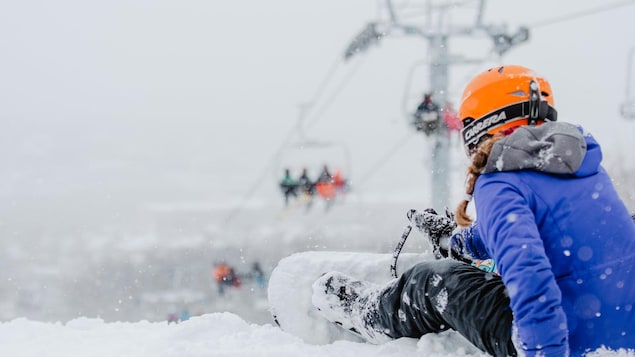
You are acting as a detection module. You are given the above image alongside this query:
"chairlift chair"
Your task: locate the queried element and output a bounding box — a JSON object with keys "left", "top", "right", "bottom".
{"left": 274, "top": 136, "right": 352, "bottom": 205}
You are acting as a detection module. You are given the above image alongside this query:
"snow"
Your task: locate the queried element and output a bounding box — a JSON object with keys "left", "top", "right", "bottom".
{"left": 0, "top": 313, "right": 480, "bottom": 357}
{"left": 1, "top": 251, "right": 632, "bottom": 357}
{"left": 0, "top": 306, "right": 633, "bottom": 357}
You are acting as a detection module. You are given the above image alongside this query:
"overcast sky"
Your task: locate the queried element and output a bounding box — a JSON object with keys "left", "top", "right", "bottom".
{"left": 1, "top": 0, "right": 635, "bottom": 231}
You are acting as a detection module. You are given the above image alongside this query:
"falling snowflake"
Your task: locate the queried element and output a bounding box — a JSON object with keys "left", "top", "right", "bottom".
{"left": 431, "top": 274, "right": 442, "bottom": 287}
{"left": 435, "top": 288, "right": 448, "bottom": 313}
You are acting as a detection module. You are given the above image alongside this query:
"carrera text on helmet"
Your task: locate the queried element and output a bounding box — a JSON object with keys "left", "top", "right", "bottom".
{"left": 463, "top": 111, "right": 507, "bottom": 141}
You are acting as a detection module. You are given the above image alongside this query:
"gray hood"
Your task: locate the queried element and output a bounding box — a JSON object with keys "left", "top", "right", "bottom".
{"left": 483, "top": 121, "right": 587, "bottom": 174}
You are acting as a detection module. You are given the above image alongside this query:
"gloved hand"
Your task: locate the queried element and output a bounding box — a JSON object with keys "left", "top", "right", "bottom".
{"left": 448, "top": 230, "right": 469, "bottom": 261}
{"left": 407, "top": 208, "right": 474, "bottom": 263}
{"left": 407, "top": 208, "right": 456, "bottom": 260}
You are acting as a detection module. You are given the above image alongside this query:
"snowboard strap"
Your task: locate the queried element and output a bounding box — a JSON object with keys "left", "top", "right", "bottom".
{"left": 390, "top": 225, "right": 412, "bottom": 278}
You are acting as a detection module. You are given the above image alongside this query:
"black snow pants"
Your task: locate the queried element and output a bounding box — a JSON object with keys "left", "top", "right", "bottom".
{"left": 373, "top": 259, "right": 517, "bottom": 357}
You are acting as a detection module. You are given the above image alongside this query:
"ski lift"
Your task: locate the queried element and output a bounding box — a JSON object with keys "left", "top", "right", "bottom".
{"left": 275, "top": 137, "right": 352, "bottom": 185}
{"left": 401, "top": 60, "right": 467, "bottom": 136}
{"left": 401, "top": 61, "right": 441, "bottom": 135}
{"left": 621, "top": 46, "right": 635, "bottom": 120}
{"left": 274, "top": 130, "right": 353, "bottom": 209}
{"left": 276, "top": 104, "right": 352, "bottom": 180}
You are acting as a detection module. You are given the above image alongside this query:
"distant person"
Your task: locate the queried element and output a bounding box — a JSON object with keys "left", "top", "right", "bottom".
{"left": 229, "top": 267, "right": 241, "bottom": 289}
{"left": 315, "top": 165, "right": 336, "bottom": 210}
{"left": 316, "top": 165, "right": 332, "bottom": 184}
{"left": 296, "top": 168, "right": 315, "bottom": 209}
{"left": 278, "top": 168, "right": 298, "bottom": 206}
{"left": 442, "top": 101, "right": 462, "bottom": 134}
{"left": 416, "top": 93, "right": 438, "bottom": 112}
{"left": 180, "top": 308, "right": 190, "bottom": 322}
{"left": 167, "top": 312, "right": 179, "bottom": 324}
{"left": 250, "top": 262, "right": 266, "bottom": 289}
{"left": 213, "top": 262, "right": 234, "bottom": 295}
{"left": 332, "top": 169, "right": 349, "bottom": 195}
{"left": 413, "top": 92, "right": 440, "bottom": 135}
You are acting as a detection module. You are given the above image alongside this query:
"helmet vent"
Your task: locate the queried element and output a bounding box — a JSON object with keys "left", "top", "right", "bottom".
{"left": 497, "top": 66, "right": 504, "bottom": 74}
{"left": 541, "top": 91, "right": 550, "bottom": 97}
{"left": 510, "top": 90, "right": 526, "bottom": 97}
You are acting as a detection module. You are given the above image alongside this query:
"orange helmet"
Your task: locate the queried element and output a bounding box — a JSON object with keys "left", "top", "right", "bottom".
{"left": 458, "top": 65, "right": 557, "bottom": 155}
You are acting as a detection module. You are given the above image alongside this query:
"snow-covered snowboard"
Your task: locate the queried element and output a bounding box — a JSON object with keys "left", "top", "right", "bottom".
{"left": 267, "top": 250, "right": 435, "bottom": 345}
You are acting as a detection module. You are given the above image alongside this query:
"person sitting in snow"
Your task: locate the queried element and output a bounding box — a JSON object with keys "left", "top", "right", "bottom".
{"left": 311, "top": 65, "right": 635, "bottom": 357}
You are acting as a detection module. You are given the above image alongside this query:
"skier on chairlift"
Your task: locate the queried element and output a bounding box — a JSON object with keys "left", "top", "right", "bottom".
{"left": 279, "top": 168, "right": 298, "bottom": 206}
{"left": 332, "top": 168, "right": 349, "bottom": 195}
{"left": 316, "top": 165, "right": 336, "bottom": 209}
{"left": 413, "top": 92, "right": 441, "bottom": 135}
{"left": 442, "top": 100, "right": 462, "bottom": 134}
{"left": 297, "top": 167, "right": 315, "bottom": 209}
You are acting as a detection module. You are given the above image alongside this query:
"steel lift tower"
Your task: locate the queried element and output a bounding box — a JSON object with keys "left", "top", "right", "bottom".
{"left": 344, "top": 0, "right": 529, "bottom": 210}
{"left": 621, "top": 46, "right": 635, "bottom": 120}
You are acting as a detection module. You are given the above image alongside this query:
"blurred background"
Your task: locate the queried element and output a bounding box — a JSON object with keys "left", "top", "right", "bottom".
{"left": 1, "top": 0, "right": 634, "bottom": 325}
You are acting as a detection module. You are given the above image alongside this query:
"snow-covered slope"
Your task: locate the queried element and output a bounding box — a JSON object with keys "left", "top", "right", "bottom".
{"left": 0, "top": 306, "right": 633, "bottom": 357}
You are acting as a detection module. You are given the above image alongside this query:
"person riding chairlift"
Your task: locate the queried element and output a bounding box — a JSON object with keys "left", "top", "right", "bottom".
{"left": 279, "top": 168, "right": 298, "bottom": 206}
{"left": 315, "top": 165, "right": 336, "bottom": 201}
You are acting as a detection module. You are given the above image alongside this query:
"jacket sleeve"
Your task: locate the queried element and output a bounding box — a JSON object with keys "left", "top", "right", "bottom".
{"left": 459, "top": 224, "right": 491, "bottom": 260}
{"left": 474, "top": 176, "right": 569, "bottom": 357}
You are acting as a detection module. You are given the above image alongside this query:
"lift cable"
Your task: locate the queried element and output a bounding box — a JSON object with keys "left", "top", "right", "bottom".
{"left": 222, "top": 54, "right": 349, "bottom": 225}
{"left": 305, "top": 56, "right": 367, "bottom": 130}
{"left": 378, "top": 1, "right": 635, "bottom": 30}
{"left": 528, "top": 0, "right": 635, "bottom": 29}
{"left": 301, "top": 54, "right": 344, "bottom": 125}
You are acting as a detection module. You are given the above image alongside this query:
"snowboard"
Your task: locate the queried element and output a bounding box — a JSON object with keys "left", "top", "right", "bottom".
{"left": 267, "top": 250, "right": 435, "bottom": 345}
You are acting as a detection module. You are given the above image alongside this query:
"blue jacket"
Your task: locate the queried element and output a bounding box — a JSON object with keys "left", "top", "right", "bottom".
{"left": 466, "top": 123, "right": 635, "bottom": 356}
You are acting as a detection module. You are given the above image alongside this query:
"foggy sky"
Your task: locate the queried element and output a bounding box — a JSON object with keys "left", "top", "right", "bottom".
{"left": 1, "top": 0, "right": 635, "bottom": 234}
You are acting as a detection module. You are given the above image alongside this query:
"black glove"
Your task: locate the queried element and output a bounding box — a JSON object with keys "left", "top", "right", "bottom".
{"left": 407, "top": 208, "right": 456, "bottom": 260}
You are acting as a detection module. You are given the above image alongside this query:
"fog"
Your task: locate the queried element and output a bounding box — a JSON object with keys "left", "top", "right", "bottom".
{"left": 0, "top": 0, "right": 634, "bottom": 324}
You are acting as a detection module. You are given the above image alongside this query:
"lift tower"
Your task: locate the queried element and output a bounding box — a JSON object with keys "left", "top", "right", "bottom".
{"left": 621, "top": 46, "right": 635, "bottom": 120}
{"left": 344, "top": 0, "right": 529, "bottom": 210}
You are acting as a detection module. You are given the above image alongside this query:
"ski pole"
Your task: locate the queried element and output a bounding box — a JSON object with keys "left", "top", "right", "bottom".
{"left": 390, "top": 225, "right": 412, "bottom": 278}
